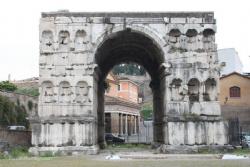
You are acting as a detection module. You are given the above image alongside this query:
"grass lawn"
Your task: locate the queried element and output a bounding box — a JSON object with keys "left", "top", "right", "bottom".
{"left": 0, "top": 156, "right": 250, "bottom": 167}
{"left": 1, "top": 145, "right": 250, "bottom": 167}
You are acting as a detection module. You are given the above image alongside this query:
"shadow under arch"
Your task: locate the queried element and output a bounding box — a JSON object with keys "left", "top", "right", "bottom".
{"left": 94, "top": 29, "right": 167, "bottom": 148}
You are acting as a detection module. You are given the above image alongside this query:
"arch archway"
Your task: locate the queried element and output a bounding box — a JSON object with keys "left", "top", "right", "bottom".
{"left": 94, "top": 29, "right": 166, "bottom": 147}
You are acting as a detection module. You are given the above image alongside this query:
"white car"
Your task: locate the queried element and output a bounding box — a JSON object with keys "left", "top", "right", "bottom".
{"left": 242, "top": 135, "right": 250, "bottom": 148}
{"left": 7, "top": 126, "right": 26, "bottom": 131}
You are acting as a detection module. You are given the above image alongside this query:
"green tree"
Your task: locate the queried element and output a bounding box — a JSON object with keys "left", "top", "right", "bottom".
{"left": 112, "top": 63, "right": 146, "bottom": 75}
{"left": 15, "top": 87, "right": 39, "bottom": 97}
{"left": 0, "top": 95, "right": 29, "bottom": 128}
{"left": 140, "top": 102, "right": 153, "bottom": 120}
{"left": 0, "top": 81, "right": 17, "bottom": 92}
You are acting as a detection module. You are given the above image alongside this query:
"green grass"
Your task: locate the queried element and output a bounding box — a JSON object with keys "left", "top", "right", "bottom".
{"left": 0, "top": 156, "right": 249, "bottom": 167}
{"left": 232, "top": 148, "right": 250, "bottom": 155}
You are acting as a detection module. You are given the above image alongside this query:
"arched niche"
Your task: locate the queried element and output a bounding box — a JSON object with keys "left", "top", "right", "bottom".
{"left": 75, "top": 81, "right": 91, "bottom": 103}
{"left": 59, "top": 31, "right": 70, "bottom": 51}
{"left": 168, "top": 29, "right": 181, "bottom": 43}
{"left": 204, "top": 78, "right": 217, "bottom": 101}
{"left": 41, "top": 30, "right": 53, "bottom": 51}
{"left": 41, "top": 81, "right": 54, "bottom": 103}
{"left": 170, "top": 78, "right": 182, "bottom": 101}
{"left": 188, "top": 78, "right": 200, "bottom": 102}
{"left": 203, "top": 28, "right": 215, "bottom": 43}
{"left": 74, "top": 30, "right": 87, "bottom": 51}
{"left": 59, "top": 81, "right": 72, "bottom": 103}
{"left": 186, "top": 29, "right": 198, "bottom": 43}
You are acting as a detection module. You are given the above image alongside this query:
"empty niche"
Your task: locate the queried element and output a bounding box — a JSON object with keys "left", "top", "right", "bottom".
{"left": 168, "top": 29, "right": 181, "bottom": 43}
{"left": 41, "top": 30, "right": 53, "bottom": 51}
{"left": 188, "top": 78, "right": 200, "bottom": 102}
{"left": 203, "top": 29, "right": 215, "bottom": 43}
{"left": 204, "top": 78, "right": 217, "bottom": 101}
{"left": 170, "top": 78, "right": 182, "bottom": 101}
{"left": 75, "top": 81, "right": 91, "bottom": 103}
{"left": 59, "top": 31, "right": 70, "bottom": 51}
{"left": 41, "top": 81, "right": 54, "bottom": 103}
{"left": 59, "top": 81, "right": 72, "bottom": 103}
{"left": 74, "top": 30, "right": 87, "bottom": 51}
{"left": 186, "top": 29, "right": 198, "bottom": 43}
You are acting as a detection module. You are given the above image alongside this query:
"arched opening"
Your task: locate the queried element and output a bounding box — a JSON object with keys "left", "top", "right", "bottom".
{"left": 188, "top": 78, "right": 200, "bottom": 102}
{"left": 170, "top": 78, "right": 182, "bottom": 101}
{"left": 41, "top": 81, "right": 54, "bottom": 103}
{"left": 204, "top": 78, "right": 217, "bottom": 101}
{"left": 94, "top": 29, "right": 166, "bottom": 148}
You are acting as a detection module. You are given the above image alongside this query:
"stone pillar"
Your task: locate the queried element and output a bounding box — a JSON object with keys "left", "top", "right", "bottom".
{"left": 134, "top": 115, "right": 137, "bottom": 134}
{"left": 125, "top": 114, "right": 128, "bottom": 135}
{"left": 120, "top": 114, "right": 123, "bottom": 135}
{"left": 111, "top": 113, "right": 119, "bottom": 134}
{"left": 199, "top": 82, "right": 204, "bottom": 102}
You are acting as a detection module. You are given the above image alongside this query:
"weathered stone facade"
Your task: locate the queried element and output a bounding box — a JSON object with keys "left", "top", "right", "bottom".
{"left": 30, "top": 11, "right": 229, "bottom": 155}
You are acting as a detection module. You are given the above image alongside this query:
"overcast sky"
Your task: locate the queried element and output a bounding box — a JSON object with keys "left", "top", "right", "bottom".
{"left": 0, "top": 0, "right": 249, "bottom": 81}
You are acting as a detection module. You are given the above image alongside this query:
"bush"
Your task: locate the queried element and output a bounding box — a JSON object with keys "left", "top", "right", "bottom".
{"left": 40, "top": 151, "right": 54, "bottom": 157}
{"left": 0, "top": 81, "right": 17, "bottom": 92}
{"left": 27, "top": 100, "right": 33, "bottom": 111}
{"left": 0, "top": 152, "right": 8, "bottom": 159}
{"left": 15, "top": 87, "right": 39, "bottom": 97}
{"left": 140, "top": 103, "right": 153, "bottom": 120}
{"left": 10, "top": 146, "right": 29, "bottom": 158}
{"left": 0, "top": 95, "right": 29, "bottom": 128}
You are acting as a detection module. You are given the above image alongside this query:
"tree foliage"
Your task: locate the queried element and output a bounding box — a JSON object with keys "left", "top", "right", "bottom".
{"left": 0, "top": 81, "right": 17, "bottom": 92}
{"left": 0, "top": 95, "right": 29, "bottom": 128}
{"left": 140, "top": 102, "right": 153, "bottom": 120}
{"left": 112, "top": 63, "right": 146, "bottom": 76}
{"left": 15, "top": 87, "right": 39, "bottom": 97}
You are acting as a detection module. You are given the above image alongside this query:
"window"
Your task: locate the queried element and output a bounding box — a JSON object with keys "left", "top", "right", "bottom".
{"left": 230, "top": 86, "right": 240, "bottom": 98}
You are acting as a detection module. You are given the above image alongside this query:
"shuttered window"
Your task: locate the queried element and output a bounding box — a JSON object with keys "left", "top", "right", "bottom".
{"left": 229, "top": 86, "right": 240, "bottom": 98}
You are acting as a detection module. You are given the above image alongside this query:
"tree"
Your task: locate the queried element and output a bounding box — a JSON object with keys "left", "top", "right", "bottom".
{"left": 112, "top": 63, "right": 146, "bottom": 75}
{"left": 0, "top": 81, "right": 17, "bottom": 92}
{"left": 15, "top": 87, "right": 39, "bottom": 97}
{"left": 0, "top": 95, "right": 29, "bottom": 128}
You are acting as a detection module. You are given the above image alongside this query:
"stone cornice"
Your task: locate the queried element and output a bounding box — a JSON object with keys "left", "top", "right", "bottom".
{"left": 42, "top": 11, "right": 214, "bottom": 19}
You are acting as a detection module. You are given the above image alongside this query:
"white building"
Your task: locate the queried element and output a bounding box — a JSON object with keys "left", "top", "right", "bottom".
{"left": 218, "top": 48, "right": 243, "bottom": 76}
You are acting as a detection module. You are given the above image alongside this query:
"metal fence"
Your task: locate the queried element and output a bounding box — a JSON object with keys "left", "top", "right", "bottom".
{"left": 228, "top": 117, "right": 241, "bottom": 146}
{"left": 107, "top": 121, "right": 153, "bottom": 144}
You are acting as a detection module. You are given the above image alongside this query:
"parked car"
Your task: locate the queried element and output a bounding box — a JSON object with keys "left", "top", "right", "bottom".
{"left": 7, "top": 126, "right": 26, "bottom": 131}
{"left": 105, "top": 133, "right": 125, "bottom": 144}
{"left": 242, "top": 135, "right": 250, "bottom": 148}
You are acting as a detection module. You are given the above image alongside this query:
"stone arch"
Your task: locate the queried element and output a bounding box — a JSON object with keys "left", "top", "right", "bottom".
{"left": 41, "top": 30, "right": 53, "bottom": 51}
{"left": 41, "top": 81, "right": 54, "bottom": 103}
{"left": 204, "top": 78, "right": 217, "bottom": 101}
{"left": 188, "top": 78, "right": 200, "bottom": 102}
{"left": 59, "top": 81, "right": 72, "bottom": 103}
{"left": 94, "top": 29, "right": 166, "bottom": 147}
{"left": 75, "top": 81, "right": 90, "bottom": 103}
{"left": 74, "top": 30, "right": 87, "bottom": 51}
{"left": 58, "top": 30, "right": 70, "bottom": 51}
{"left": 93, "top": 24, "right": 166, "bottom": 55}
